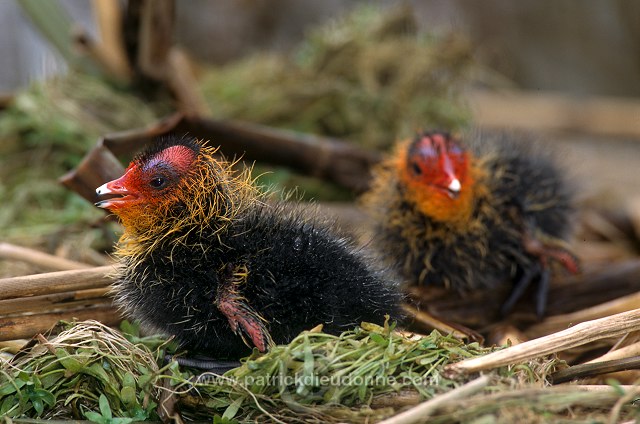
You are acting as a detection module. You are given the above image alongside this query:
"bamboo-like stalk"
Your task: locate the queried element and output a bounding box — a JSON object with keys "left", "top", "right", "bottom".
{"left": 377, "top": 375, "right": 490, "bottom": 424}
{"left": 445, "top": 308, "right": 640, "bottom": 376}
{"left": 0, "top": 287, "right": 111, "bottom": 315}
{"left": 0, "top": 266, "right": 114, "bottom": 300}
{"left": 586, "top": 340, "right": 640, "bottom": 364}
{"left": 0, "top": 304, "right": 121, "bottom": 341}
{"left": 0, "top": 242, "right": 93, "bottom": 271}
{"left": 92, "top": 0, "right": 132, "bottom": 80}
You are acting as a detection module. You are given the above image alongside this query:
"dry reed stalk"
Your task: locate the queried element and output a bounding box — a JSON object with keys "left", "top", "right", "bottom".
{"left": 92, "top": 0, "right": 132, "bottom": 81}
{"left": 527, "top": 291, "right": 640, "bottom": 338}
{"left": 0, "top": 242, "right": 93, "bottom": 271}
{"left": 0, "top": 266, "right": 114, "bottom": 300}
{"left": 377, "top": 375, "right": 490, "bottom": 424}
{"left": 445, "top": 308, "right": 640, "bottom": 376}
{"left": 551, "top": 356, "right": 640, "bottom": 384}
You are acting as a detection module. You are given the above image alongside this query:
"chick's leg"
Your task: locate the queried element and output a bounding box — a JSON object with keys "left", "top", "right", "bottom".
{"left": 215, "top": 263, "right": 274, "bottom": 352}
{"left": 522, "top": 225, "right": 580, "bottom": 317}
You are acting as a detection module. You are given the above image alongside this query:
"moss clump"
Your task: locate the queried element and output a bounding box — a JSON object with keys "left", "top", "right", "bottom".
{"left": 0, "top": 73, "right": 163, "bottom": 252}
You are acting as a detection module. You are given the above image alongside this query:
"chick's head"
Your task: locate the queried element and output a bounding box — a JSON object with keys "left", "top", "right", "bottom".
{"left": 397, "top": 131, "right": 476, "bottom": 224}
{"left": 95, "top": 136, "right": 242, "bottom": 239}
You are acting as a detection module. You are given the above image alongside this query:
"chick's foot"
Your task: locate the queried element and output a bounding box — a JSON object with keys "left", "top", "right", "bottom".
{"left": 502, "top": 227, "right": 580, "bottom": 317}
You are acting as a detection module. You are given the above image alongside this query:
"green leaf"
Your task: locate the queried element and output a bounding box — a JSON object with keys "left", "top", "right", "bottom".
{"left": 0, "top": 395, "right": 18, "bottom": 416}
{"left": 370, "top": 333, "right": 388, "bottom": 347}
{"left": 84, "top": 410, "right": 106, "bottom": 424}
{"left": 222, "top": 396, "right": 243, "bottom": 419}
{"left": 120, "top": 386, "right": 137, "bottom": 406}
{"left": 33, "top": 398, "right": 44, "bottom": 416}
{"left": 84, "top": 362, "right": 112, "bottom": 385}
{"left": 55, "top": 348, "right": 86, "bottom": 373}
{"left": 0, "top": 378, "right": 24, "bottom": 396}
{"left": 98, "top": 394, "right": 113, "bottom": 420}
{"left": 214, "top": 415, "right": 240, "bottom": 424}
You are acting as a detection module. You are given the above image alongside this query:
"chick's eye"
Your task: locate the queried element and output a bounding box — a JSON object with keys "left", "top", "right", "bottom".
{"left": 149, "top": 176, "right": 167, "bottom": 189}
{"left": 411, "top": 161, "right": 422, "bottom": 176}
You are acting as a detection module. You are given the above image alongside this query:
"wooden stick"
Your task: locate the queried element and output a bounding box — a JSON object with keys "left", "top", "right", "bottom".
{"left": 0, "top": 287, "right": 111, "bottom": 315}
{"left": 0, "top": 266, "right": 114, "bottom": 300}
{"left": 0, "top": 242, "right": 93, "bottom": 271}
{"left": 445, "top": 308, "right": 640, "bottom": 376}
{"left": 377, "top": 375, "right": 490, "bottom": 424}
{"left": 550, "top": 356, "right": 640, "bottom": 384}
{"left": 0, "top": 304, "right": 121, "bottom": 341}
{"left": 166, "top": 48, "right": 210, "bottom": 117}
{"left": 179, "top": 116, "right": 382, "bottom": 193}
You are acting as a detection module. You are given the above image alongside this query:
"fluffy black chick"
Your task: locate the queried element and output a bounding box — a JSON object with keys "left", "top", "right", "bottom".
{"left": 362, "top": 131, "right": 579, "bottom": 317}
{"left": 95, "top": 135, "right": 403, "bottom": 359}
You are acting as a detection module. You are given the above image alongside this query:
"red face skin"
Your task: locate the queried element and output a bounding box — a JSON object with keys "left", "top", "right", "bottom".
{"left": 95, "top": 145, "right": 197, "bottom": 218}
{"left": 398, "top": 132, "right": 474, "bottom": 224}
{"left": 406, "top": 132, "right": 469, "bottom": 198}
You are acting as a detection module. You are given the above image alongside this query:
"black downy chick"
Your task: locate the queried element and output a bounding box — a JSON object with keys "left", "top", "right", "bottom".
{"left": 362, "top": 131, "right": 579, "bottom": 317}
{"left": 96, "top": 135, "right": 403, "bottom": 359}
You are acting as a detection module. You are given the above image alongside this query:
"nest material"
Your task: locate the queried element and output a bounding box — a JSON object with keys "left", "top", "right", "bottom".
{"left": 0, "top": 320, "right": 163, "bottom": 420}
{"left": 0, "top": 319, "right": 562, "bottom": 423}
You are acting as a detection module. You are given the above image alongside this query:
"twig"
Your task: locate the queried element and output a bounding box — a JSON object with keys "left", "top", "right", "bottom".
{"left": 0, "top": 242, "right": 93, "bottom": 271}
{"left": 0, "top": 266, "right": 114, "bottom": 300}
{"left": 550, "top": 356, "right": 640, "bottom": 384}
{"left": 403, "top": 304, "right": 483, "bottom": 343}
{"left": 445, "top": 308, "right": 640, "bottom": 376}
{"left": 376, "top": 375, "right": 490, "bottom": 424}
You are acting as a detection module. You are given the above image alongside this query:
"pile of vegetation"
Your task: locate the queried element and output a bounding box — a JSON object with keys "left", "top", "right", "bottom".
{"left": 201, "top": 4, "right": 473, "bottom": 151}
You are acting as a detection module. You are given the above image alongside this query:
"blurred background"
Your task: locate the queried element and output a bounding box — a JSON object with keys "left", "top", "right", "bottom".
{"left": 0, "top": 0, "right": 639, "bottom": 266}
